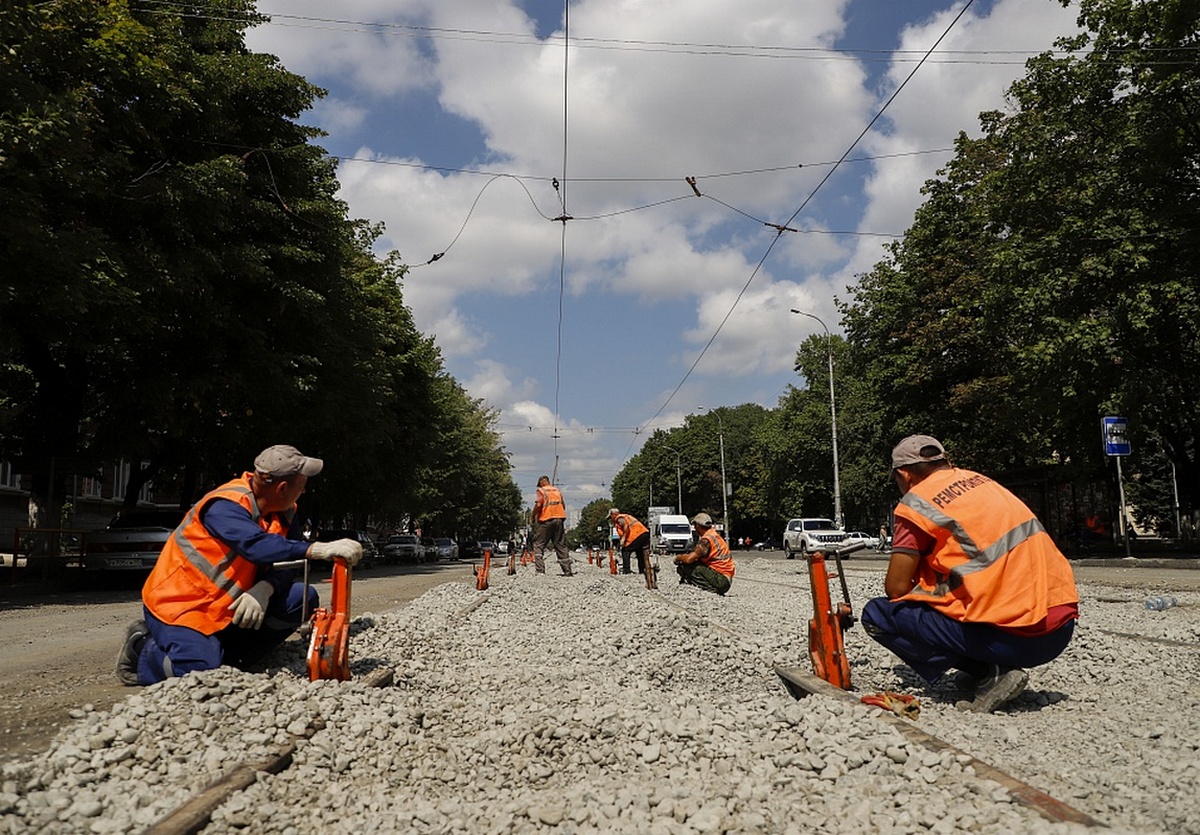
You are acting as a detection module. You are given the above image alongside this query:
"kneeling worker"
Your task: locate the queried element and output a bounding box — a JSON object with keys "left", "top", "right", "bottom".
{"left": 609, "top": 507, "right": 650, "bottom": 575}
{"left": 675, "top": 513, "right": 734, "bottom": 595}
{"left": 861, "top": 435, "right": 1078, "bottom": 712}
{"left": 115, "top": 445, "right": 362, "bottom": 686}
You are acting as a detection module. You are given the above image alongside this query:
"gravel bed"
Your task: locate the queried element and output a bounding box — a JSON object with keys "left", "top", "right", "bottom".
{"left": 1, "top": 557, "right": 1196, "bottom": 834}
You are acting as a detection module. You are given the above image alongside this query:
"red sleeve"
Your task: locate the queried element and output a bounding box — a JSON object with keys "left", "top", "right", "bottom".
{"left": 891, "top": 514, "right": 936, "bottom": 555}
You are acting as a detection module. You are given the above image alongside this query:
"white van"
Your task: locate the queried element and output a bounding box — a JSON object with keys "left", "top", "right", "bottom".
{"left": 650, "top": 513, "right": 693, "bottom": 553}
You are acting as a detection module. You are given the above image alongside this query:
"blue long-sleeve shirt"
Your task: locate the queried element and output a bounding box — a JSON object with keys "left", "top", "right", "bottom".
{"left": 199, "top": 499, "right": 311, "bottom": 584}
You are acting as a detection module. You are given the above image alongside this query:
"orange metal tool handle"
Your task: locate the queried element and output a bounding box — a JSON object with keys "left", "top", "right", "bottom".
{"left": 307, "top": 557, "right": 352, "bottom": 681}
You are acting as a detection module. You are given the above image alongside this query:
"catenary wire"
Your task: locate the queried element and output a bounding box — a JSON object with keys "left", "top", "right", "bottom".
{"left": 609, "top": 0, "right": 980, "bottom": 483}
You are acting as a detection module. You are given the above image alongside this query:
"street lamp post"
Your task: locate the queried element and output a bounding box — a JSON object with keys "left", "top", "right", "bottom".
{"left": 700, "top": 407, "right": 730, "bottom": 543}
{"left": 663, "top": 445, "right": 683, "bottom": 513}
{"left": 789, "top": 309, "right": 842, "bottom": 530}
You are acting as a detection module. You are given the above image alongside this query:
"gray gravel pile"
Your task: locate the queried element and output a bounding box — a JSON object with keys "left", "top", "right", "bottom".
{"left": 1, "top": 557, "right": 1196, "bottom": 834}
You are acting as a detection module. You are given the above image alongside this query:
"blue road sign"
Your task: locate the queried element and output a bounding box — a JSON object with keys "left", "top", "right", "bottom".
{"left": 1102, "top": 416, "right": 1131, "bottom": 456}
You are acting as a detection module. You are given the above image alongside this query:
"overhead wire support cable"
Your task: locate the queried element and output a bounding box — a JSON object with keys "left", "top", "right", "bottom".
{"left": 613, "top": 0, "right": 979, "bottom": 481}
{"left": 552, "top": 0, "right": 571, "bottom": 479}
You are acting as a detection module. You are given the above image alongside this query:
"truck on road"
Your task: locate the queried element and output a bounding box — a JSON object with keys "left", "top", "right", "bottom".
{"left": 648, "top": 507, "right": 693, "bottom": 554}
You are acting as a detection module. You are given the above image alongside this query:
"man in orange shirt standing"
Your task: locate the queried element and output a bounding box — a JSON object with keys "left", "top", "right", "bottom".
{"left": 531, "top": 475, "right": 572, "bottom": 576}
{"left": 861, "top": 435, "right": 1079, "bottom": 713}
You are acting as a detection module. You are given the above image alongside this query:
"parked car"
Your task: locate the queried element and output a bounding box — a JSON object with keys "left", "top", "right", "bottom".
{"left": 782, "top": 517, "right": 847, "bottom": 560}
{"left": 83, "top": 508, "right": 186, "bottom": 571}
{"left": 314, "top": 528, "right": 377, "bottom": 569}
{"left": 841, "top": 531, "right": 880, "bottom": 552}
{"left": 434, "top": 537, "right": 458, "bottom": 560}
{"left": 382, "top": 534, "right": 422, "bottom": 564}
{"left": 459, "top": 540, "right": 483, "bottom": 560}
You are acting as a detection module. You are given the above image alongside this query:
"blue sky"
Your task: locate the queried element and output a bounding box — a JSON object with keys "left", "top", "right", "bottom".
{"left": 245, "top": 0, "right": 1080, "bottom": 511}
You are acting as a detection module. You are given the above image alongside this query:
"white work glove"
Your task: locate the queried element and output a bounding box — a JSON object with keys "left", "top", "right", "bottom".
{"left": 308, "top": 538, "right": 363, "bottom": 566}
{"left": 228, "top": 580, "right": 274, "bottom": 630}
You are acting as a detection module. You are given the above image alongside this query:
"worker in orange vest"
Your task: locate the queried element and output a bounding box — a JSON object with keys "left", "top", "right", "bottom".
{"left": 115, "top": 445, "right": 362, "bottom": 686}
{"left": 862, "top": 435, "right": 1079, "bottom": 713}
{"left": 531, "top": 475, "right": 572, "bottom": 576}
{"left": 608, "top": 507, "right": 650, "bottom": 575}
{"left": 675, "top": 512, "right": 734, "bottom": 595}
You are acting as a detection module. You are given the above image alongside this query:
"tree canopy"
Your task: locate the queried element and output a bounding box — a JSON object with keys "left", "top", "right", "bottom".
{"left": 0, "top": 0, "right": 517, "bottom": 534}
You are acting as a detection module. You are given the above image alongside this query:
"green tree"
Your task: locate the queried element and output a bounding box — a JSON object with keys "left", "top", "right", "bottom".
{"left": 0, "top": 0, "right": 448, "bottom": 526}
{"left": 841, "top": 0, "right": 1200, "bottom": 529}
{"left": 567, "top": 498, "right": 616, "bottom": 550}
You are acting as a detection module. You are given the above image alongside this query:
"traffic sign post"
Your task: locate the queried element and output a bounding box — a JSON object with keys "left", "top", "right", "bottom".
{"left": 1102, "top": 417, "right": 1133, "bottom": 558}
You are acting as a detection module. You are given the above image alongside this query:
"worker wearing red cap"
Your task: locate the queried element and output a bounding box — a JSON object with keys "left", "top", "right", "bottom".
{"left": 862, "top": 435, "right": 1078, "bottom": 713}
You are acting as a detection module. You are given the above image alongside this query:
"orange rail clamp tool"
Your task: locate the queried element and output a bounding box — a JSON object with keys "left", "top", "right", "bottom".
{"left": 307, "top": 557, "right": 352, "bottom": 681}
{"left": 475, "top": 547, "right": 491, "bottom": 591}
{"left": 806, "top": 547, "right": 856, "bottom": 689}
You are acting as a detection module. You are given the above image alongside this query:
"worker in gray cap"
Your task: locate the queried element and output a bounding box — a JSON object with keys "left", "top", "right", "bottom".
{"left": 674, "top": 512, "right": 735, "bottom": 595}
{"left": 116, "top": 445, "right": 362, "bottom": 686}
{"left": 861, "top": 435, "right": 1079, "bottom": 713}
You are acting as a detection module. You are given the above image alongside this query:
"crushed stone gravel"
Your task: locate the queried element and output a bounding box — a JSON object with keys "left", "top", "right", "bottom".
{"left": 2, "top": 556, "right": 1196, "bottom": 834}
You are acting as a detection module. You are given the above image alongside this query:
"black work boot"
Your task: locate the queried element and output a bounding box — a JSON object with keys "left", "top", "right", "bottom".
{"left": 115, "top": 620, "right": 148, "bottom": 686}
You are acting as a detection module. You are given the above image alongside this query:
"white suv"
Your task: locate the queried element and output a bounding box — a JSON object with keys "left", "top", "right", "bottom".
{"left": 782, "top": 518, "right": 847, "bottom": 559}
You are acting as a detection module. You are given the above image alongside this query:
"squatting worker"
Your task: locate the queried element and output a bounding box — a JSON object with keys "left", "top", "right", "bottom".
{"left": 675, "top": 512, "right": 734, "bottom": 595}
{"left": 861, "top": 435, "right": 1078, "bottom": 713}
{"left": 115, "top": 445, "right": 363, "bottom": 686}
{"left": 532, "top": 475, "right": 573, "bottom": 576}
{"left": 608, "top": 507, "right": 651, "bottom": 575}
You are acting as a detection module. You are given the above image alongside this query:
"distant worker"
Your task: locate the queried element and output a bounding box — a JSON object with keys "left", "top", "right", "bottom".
{"left": 674, "top": 512, "right": 734, "bottom": 595}
{"left": 531, "top": 475, "right": 572, "bottom": 576}
{"left": 115, "top": 445, "right": 362, "bottom": 686}
{"left": 608, "top": 507, "right": 650, "bottom": 575}
{"left": 862, "top": 435, "right": 1079, "bottom": 713}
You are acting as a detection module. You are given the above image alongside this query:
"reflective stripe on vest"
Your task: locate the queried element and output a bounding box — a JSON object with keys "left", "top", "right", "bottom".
{"left": 701, "top": 528, "right": 735, "bottom": 578}
{"left": 615, "top": 514, "right": 648, "bottom": 546}
{"left": 895, "top": 467, "right": 1077, "bottom": 626}
{"left": 143, "top": 474, "right": 293, "bottom": 634}
{"left": 538, "top": 485, "right": 566, "bottom": 521}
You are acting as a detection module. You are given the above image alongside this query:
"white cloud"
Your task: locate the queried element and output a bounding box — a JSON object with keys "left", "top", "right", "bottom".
{"left": 244, "top": 1, "right": 1083, "bottom": 495}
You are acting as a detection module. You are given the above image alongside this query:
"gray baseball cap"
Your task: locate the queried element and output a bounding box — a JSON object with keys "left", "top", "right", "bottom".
{"left": 691, "top": 512, "right": 714, "bottom": 527}
{"left": 254, "top": 445, "right": 324, "bottom": 480}
{"left": 891, "top": 435, "right": 947, "bottom": 469}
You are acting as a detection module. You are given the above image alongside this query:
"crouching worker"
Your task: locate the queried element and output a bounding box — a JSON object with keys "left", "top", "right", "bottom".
{"left": 115, "top": 445, "right": 362, "bottom": 686}
{"left": 861, "top": 435, "right": 1078, "bottom": 713}
{"left": 674, "top": 513, "right": 734, "bottom": 595}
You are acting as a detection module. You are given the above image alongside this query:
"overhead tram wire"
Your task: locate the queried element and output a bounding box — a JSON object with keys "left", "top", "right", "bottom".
{"left": 550, "top": 0, "right": 571, "bottom": 485}
{"left": 133, "top": 3, "right": 1200, "bottom": 68}
{"left": 611, "top": 0, "right": 979, "bottom": 482}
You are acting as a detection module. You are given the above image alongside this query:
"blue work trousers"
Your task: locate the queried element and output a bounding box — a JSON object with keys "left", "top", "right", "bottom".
{"left": 860, "top": 597, "right": 1075, "bottom": 683}
{"left": 137, "top": 580, "right": 317, "bottom": 685}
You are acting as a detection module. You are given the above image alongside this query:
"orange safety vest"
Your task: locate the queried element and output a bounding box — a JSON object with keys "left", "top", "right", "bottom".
{"left": 700, "top": 528, "right": 735, "bottom": 578}
{"left": 614, "top": 514, "right": 649, "bottom": 546}
{"left": 894, "top": 467, "right": 1077, "bottom": 628}
{"left": 536, "top": 484, "right": 567, "bottom": 522}
{"left": 143, "top": 474, "right": 295, "bottom": 635}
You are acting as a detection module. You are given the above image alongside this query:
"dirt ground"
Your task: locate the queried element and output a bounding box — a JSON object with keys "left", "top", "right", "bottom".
{"left": 0, "top": 561, "right": 474, "bottom": 765}
{"left": 1, "top": 554, "right": 1196, "bottom": 766}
